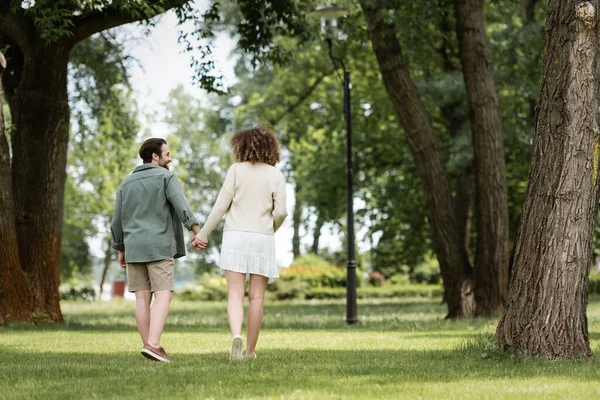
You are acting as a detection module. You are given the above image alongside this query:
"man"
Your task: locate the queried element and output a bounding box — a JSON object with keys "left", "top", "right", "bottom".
{"left": 111, "top": 138, "right": 206, "bottom": 362}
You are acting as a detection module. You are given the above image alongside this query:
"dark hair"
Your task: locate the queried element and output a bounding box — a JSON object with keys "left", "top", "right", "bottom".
{"left": 231, "top": 125, "right": 280, "bottom": 166}
{"left": 139, "top": 138, "right": 167, "bottom": 163}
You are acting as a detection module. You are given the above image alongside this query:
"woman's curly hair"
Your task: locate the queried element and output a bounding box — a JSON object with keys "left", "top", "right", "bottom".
{"left": 231, "top": 125, "right": 280, "bottom": 166}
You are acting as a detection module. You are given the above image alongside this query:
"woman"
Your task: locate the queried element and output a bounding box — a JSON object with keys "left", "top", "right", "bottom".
{"left": 193, "top": 125, "right": 288, "bottom": 360}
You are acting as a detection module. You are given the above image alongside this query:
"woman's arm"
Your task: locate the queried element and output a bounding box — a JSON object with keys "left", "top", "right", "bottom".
{"left": 273, "top": 172, "right": 288, "bottom": 232}
{"left": 196, "top": 164, "right": 236, "bottom": 241}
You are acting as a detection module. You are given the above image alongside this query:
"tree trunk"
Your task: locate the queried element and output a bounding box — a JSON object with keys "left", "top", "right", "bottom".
{"left": 4, "top": 40, "right": 73, "bottom": 323}
{"left": 454, "top": 0, "right": 510, "bottom": 315}
{"left": 360, "top": 1, "right": 475, "bottom": 318}
{"left": 495, "top": 0, "right": 599, "bottom": 358}
{"left": 0, "top": 52, "right": 33, "bottom": 325}
{"left": 99, "top": 238, "right": 112, "bottom": 299}
{"left": 521, "top": 0, "right": 539, "bottom": 23}
{"left": 454, "top": 165, "right": 475, "bottom": 251}
{"left": 312, "top": 212, "right": 324, "bottom": 254}
{"left": 292, "top": 183, "right": 302, "bottom": 258}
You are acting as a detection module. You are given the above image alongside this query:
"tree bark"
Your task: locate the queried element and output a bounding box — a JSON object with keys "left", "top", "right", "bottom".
{"left": 0, "top": 51, "right": 33, "bottom": 325}
{"left": 292, "top": 183, "right": 302, "bottom": 258}
{"left": 360, "top": 1, "right": 475, "bottom": 318}
{"left": 454, "top": 165, "right": 475, "bottom": 251}
{"left": 4, "top": 39, "right": 73, "bottom": 323}
{"left": 312, "top": 212, "right": 324, "bottom": 254}
{"left": 454, "top": 0, "right": 510, "bottom": 315}
{"left": 99, "top": 238, "right": 112, "bottom": 299}
{"left": 495, "top": 0, "right": 599, "bottom": 358}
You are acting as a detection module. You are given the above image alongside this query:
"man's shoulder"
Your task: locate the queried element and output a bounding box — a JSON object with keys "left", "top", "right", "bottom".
{"left": 121, "top": 166, "right": 173, "bottom": 187}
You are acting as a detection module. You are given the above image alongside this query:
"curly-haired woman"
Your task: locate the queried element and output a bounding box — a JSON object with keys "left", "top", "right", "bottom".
{"left": 193, "top": 125, "right": 288, "bottom": 361}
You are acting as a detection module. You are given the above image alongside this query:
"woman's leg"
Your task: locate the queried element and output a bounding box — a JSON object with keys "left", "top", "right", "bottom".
{"left": 246, "top": 274, "right": 268, "bottom": 356}
{"left": 225, "top": 271, "right": 246, "bottom": 337}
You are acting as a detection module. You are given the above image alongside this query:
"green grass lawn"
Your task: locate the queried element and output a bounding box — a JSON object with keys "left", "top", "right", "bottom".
{"left": 2, "top": 297, "right": 600, "bottom": 399}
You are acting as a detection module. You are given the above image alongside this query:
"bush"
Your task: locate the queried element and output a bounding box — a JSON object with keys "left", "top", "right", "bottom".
{"left": 280, "top": 255, "right": 347, "bottom": 288}
{"left": 179, "top": 276, "right": 228, "bottom": 301}
{"left": 305, "top": 284, "right": 443, "bottom": 300}
{"left": 589, "top": 274, "right": 600, "bottom": 295}
{"left": 410, "top": 258, "right": 441, "bottom": 285}
{"left": 59, "top": 277, "right": 96, "bottom": 301}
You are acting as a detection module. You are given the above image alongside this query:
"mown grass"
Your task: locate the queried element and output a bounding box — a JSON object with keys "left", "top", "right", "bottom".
{"left": 1, "top": 297, "right": 600, "bottom": 399}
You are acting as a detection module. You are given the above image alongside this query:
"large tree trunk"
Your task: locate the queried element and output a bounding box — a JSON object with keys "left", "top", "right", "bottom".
{"left": 454, "top": 0, "right": 510, "bottom": 315}
{"left": 0, "top": 52, "right": 33, "bottom": 325}
{"left": 495, "top": 0, "right": 599, "bottom": 358}
{"left": 4, "top": 40, "right": 72, "bottom": 323}
{"left": 360, "top": 1, "right": 475, "bottom": 318}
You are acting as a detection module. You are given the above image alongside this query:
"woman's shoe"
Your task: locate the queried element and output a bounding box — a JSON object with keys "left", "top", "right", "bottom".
{"left": 244, "top": 352, "right": 257, "bottom": 359}
{"left": 230, "top": 335, "right": 244, "bottom": 361}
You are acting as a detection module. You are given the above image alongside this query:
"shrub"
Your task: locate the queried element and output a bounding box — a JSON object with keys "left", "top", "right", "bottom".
{"left": 280, "top": 254, "right": 347, "bottom": 288}
{"left": 59, "top": 277, "right": 96, "bottom": 301}
{"left": 305, "top": 284, "right": 443, "bottom": 300}
{"left": 179, "top": 276, "right": 228, "bottom": 301}
{"left": 589, "top": 274, "right": 600, "bottom": 295}
{"left": 410, "top": 258, "right": 441, "bottom": 285}
{"left": 270, "top": 279, "right": 310, "bottom": 300}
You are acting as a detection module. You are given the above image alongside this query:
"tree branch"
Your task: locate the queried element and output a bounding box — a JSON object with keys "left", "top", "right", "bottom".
{"left": 271, "top": 70, "right": 331, "bottom": 127}
{"left": 72, "top": 0, "right": 191, "bottom": 44}
{"left": 0, "top": 3, "right": 33, "bottom": 56}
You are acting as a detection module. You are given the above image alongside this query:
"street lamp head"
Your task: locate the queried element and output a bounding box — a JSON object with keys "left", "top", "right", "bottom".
{"left": 308, "top": 6, "right": 347, "bottom": 38}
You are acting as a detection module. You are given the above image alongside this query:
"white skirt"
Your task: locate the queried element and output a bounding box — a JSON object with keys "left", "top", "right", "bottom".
{"left": 219, "top": 230, "right": 279, "bottom": 283}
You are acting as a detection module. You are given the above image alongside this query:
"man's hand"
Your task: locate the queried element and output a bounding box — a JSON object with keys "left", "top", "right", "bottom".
{"left": 118, "top": 251, "right": 126, "bottom": 268}
{"left": 190, "top": 236, "right": 208, "bottom": 251}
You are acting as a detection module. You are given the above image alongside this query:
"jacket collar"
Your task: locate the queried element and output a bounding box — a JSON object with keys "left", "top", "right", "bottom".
{"left": 133, "top": 164, "right": 164, "bottom": 173}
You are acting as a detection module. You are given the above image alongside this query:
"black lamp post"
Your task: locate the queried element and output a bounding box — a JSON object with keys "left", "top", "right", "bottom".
{"left": 309, "top": 6, "right": 357, "bottom": 325}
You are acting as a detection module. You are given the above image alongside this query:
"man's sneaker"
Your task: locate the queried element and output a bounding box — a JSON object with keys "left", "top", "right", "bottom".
{"left": 230, "top": 335, "right": 244, "bottom": 361}
{"left": 141, "top": 343, "right": 171, "bottom": 362}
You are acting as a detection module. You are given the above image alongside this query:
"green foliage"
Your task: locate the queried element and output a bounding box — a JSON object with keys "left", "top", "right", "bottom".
{"left": 162, "top": 87, "right": 232, "bottom": 274}
{"left": 59, "top": 276, "right": 96, "bottom": 301}
{"left": 62, "top": 32, "right": 139, "bottom": 279}
{"left": 306, "top": 284, "right": 443, "bottom": 300}
{"left": 282, "top": 255, "right": 347, "bottom": 288}
{"left": 589, "top": 274, "right": 600, "bottom": 296}
{"left": 410, "top": 257, "right": 442, "bottom": 285}
{"left": 179, "top": 276, "right": 229, "bottom": 302}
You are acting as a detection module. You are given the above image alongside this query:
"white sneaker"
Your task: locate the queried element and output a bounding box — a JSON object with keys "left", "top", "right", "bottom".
{"left": 230, "top": 335, "right": 243, "bottom": 361}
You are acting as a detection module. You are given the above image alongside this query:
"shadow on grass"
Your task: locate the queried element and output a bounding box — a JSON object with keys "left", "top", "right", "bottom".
{"left": 3, "top": 299, "right": 457, "bottom": 333}
{"left": 0, "top": 346, "right": 598, "bottom": 399}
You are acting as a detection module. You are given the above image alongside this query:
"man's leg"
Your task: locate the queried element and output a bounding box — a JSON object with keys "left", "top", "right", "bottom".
{"left": 134, "top": 290, "right": 152, "bottom": 345}
{"left": 246, "top": 274, "right": 268, "bottom": 357}
{"left": 145, "top": 258, "right": 175, "bottom": 349}
{"left": 225, "top": 271, "right": 246, "bottom": 337}
{"left": 147, "top": 290, "right": 173, "bottom": 348}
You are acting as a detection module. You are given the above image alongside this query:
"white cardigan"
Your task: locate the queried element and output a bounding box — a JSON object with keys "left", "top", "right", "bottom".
{"left": 196, "top": 162, "right": 288, "bottom": 241}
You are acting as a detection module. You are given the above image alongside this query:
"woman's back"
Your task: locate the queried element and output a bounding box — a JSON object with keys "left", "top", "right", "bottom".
{"left": 224, "top": 162, "right": 287, "bottom": 234}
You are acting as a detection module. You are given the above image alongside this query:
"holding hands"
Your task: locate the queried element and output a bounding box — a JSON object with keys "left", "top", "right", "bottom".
{"left": 191, "top": 234, "right": 208, "bottom": 251}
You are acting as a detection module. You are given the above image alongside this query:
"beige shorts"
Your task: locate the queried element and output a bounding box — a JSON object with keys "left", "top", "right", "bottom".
{"left": 126, "top": 258, "right": 174, "bottom": 292}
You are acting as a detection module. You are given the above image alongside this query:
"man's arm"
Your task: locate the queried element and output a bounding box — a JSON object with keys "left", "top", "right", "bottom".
{"left": 165, "top": 174, "right": 200, "bottom": 231}
{"left": 111, "top": 189, "right": 125, "bottom": 252}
